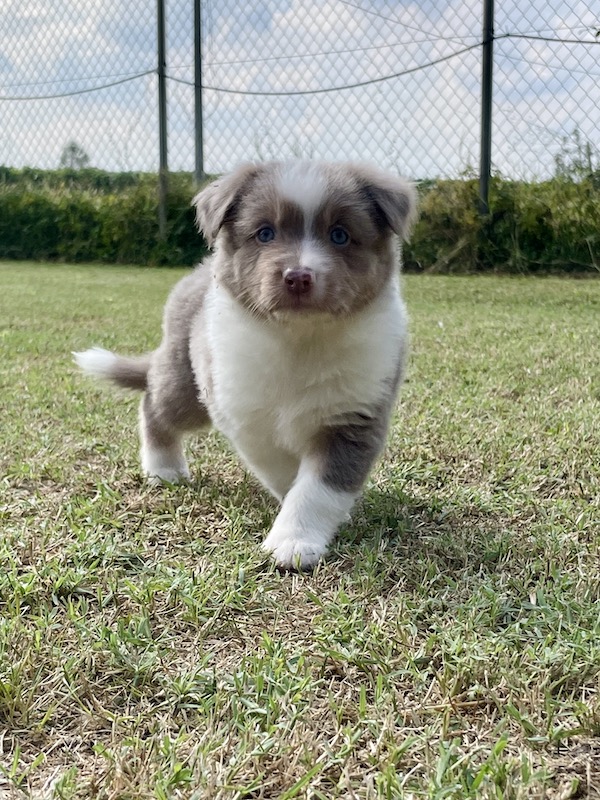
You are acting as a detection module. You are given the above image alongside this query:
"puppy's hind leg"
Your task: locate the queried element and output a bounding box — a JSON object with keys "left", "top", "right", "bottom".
{"left": 140, "top": 392, "right": 191, "bottom": 484}
{"left": 140, "top": 350, "right": 211, "bottom": 485}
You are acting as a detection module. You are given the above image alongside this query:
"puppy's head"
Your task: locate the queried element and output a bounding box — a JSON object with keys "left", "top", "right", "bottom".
{"left": 193, "top": 161, "right": 416, "bottom": 319}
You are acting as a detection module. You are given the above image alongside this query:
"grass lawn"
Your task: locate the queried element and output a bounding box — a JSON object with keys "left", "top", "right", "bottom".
{"left": 0, "top": 262, "right": 599, "bottom": 799}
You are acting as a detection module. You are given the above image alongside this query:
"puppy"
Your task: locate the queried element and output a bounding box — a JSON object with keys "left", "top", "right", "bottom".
{"left": 74, "top": 160, "right": 416, "bottom": 569}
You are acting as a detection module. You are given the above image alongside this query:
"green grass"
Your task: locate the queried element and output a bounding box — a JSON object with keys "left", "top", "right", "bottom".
{"left": 1, "top": 262, "right": 599, "bottom": 799}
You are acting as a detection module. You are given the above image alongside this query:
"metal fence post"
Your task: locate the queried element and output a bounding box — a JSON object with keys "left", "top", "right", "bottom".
{"left": 157, "top": 0, "right": 168, "bottom": 239}
{"left": 194, "top": 0, "right": 205, "bottom": 185}
{"left": 479, "top": 0, "right": 494, "bottom": 215}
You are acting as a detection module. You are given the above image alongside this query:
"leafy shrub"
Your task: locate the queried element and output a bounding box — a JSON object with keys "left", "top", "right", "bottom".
{"left": 405, "top": 174, "right": 599, "bottom": 273}
{"left": 0, "top": 170, "right": 209, "bottom": 266}
{"left": 405, "top": 177, "right": 481, "bottom": 272}
{"left": 0, "top": 165, "right": 149, "bottom": 193}
{"left": 0, "top": 191, "right": 62, "bottom": 259}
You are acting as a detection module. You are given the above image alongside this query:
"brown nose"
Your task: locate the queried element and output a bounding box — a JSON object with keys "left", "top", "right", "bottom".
{"left": 284, "top": 269, "right": 313, "bottom": 295}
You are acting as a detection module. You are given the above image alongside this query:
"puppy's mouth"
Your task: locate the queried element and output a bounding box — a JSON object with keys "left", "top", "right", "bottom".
{"left": 279, "top": 292, "right": 317, "bottom": 311}
{"left": 269, "top": 293, "right": 348, "bottom": 324}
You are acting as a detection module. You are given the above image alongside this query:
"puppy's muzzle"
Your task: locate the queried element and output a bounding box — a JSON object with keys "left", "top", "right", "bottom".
{"left": 284, "top": 268, "right": 313, "bottom": 296}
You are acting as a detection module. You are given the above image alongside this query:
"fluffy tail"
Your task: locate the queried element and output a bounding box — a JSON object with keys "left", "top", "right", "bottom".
{"left": 73, "top": 347, "right": 150, "bottom": 391}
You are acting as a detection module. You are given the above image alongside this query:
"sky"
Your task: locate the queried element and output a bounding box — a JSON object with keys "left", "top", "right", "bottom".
{"left": 0, "top": 0, "right": 598, "bottom": 179}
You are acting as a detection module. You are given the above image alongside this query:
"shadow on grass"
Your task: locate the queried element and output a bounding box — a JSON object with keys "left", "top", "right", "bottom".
{"left": 71, "top": 458, "right": 515, "bottom": 589}
{"left": 333, "top": 483, "right": 514, "bottom": 590}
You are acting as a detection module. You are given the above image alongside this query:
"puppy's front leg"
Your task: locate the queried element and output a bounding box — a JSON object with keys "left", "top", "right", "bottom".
{"left": 262, "top": 414, "right": 388, "bottom": 569}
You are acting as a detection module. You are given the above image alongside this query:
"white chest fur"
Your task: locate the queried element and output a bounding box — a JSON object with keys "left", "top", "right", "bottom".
{"left": 194, "top": 279, "right": 407, "bottom": 461}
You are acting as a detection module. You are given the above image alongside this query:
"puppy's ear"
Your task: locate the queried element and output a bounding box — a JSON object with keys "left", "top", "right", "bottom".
{"left": 353, "top": 164, "right": 418, "bottom": 241}
{"left": 193, "top": 163, "right": 261, "bottom": 247}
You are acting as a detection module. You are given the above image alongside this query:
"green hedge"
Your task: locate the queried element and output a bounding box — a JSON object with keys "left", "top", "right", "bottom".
{"left": 0, "top": 165, "right": 147, "bottom": 192}
{"left": 1, "top": 166, "right": 598, "bottom": 271}
{"left": 0, "top": 169, "right": 208, "bottom": 266}
{"left": 405, "top": 174, "right": 600, "bottom": 273}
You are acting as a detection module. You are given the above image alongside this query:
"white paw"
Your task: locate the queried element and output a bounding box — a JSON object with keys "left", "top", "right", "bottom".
{"left": 262, "top": 529, "right": 328, "bottom": 570}
{"left": 141, "top": 445, "right": 190, "bottom": 486}
{"left": 144, "top": 466, "right": 191, "bottom": 486}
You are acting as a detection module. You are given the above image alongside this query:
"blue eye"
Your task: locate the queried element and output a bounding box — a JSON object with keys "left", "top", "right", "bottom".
{"left": 330, "top": 227, "right": 349, "bottom": 246}
{"left": 256, "top": 226, "right": 275, "bottom": 243}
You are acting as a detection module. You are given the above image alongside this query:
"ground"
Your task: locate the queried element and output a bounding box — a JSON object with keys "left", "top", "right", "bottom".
{"left": 0, "top": 263, "right": 599, "bottom": 799}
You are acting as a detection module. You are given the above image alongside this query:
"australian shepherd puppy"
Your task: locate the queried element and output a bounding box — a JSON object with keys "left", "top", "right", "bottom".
{"left": 74, "top": 160, "right": 416, "bottom": 569}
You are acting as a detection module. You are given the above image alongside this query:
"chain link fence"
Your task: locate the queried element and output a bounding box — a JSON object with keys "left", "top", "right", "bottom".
{"left": 1, "top": 0, "right": 598, "bottom": 180}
